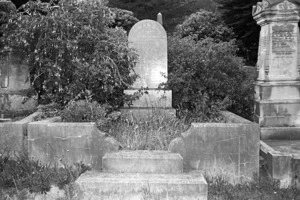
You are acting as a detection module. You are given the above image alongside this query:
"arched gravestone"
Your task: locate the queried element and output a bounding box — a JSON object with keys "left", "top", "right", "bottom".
{"left": 124, "top": 20, "right": 172, "bottom": 108}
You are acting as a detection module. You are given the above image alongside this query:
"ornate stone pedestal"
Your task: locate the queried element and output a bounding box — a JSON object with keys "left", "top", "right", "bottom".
{"left": 253, "top": 0, "right": 300, "bottom": 139}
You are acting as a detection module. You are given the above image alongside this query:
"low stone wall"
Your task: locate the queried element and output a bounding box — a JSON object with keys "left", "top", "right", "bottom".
{"left": 260, "top": 140, "right": 300, "bottom": 188}
{"left": 28, "top": 120, "right": 121, "bottom": 170}
{"left": 0, "top": 112, "right": 39, "bottom": 156}
{"left": 169, "top": 111, "right": 260, "bottom": 184}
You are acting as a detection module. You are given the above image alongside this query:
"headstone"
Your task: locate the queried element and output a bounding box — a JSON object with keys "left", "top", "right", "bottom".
{"left": 253, "top": 0, "right": 300, "bottom": 133}
{"left": 124, "top": 18, "right": 174, "bottom": 115}
{"left": 128, "top": 19, "right": 167, "bottom": 89}
{"left": 0, "top": 54, "right": 37, "bottom": 118}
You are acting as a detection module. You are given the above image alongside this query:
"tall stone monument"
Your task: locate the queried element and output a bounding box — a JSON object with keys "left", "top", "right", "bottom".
{"left": 253, "top": 0, "right": 300, "bottom": 139}
{"left": 123, "top": 18, "right": 174, "bottom": 117}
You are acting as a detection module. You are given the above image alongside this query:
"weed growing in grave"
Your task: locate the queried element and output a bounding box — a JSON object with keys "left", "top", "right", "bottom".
{"left": 0, "top": 151, "right": 90, "bottom": 194}
{"left": 207, "top": 174, "right": 300, "bottom": 200}
{"left": 106, "top": 111, "right": 190, "bottom": 150}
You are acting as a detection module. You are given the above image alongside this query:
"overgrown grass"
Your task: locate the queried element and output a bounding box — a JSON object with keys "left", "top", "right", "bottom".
{"left": 0, "top": 151, "right": 90, "bottom": 196}
{"left": 207, "top": 175, "right": 300, "bottom": 200}
{"left": 104, "top": 111, "right": 190, "bottom": 150}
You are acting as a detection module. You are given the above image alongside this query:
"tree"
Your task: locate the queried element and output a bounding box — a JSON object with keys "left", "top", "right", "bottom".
{"left": 108, "top": 0, "right": 216, "bottom": 32}
{"left": 1, "top": 0, "right": 138, "bottom": 107}
{"left": 214, "top": 0, "right": 260, "bottom": 65}
{"left": 167, "top": 10, "right": 255, "bottom": 120}
{"left": 175, "top": 9, "right": 235, "bottom": 43}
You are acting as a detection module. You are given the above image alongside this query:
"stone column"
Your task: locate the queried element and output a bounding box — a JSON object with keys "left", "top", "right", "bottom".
{"left": 253, "top": 0, "right": 300, "bottom": 138}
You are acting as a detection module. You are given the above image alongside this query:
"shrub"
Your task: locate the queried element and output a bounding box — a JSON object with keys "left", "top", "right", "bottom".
{"left": 1, "top": 0, "right": 138, "bottom": 107}
{"left": 167, "top": 36, "right": 255, "bottom": 120}
{"left": 175, "top": 9, "right": 235, "bottom": 43}
{"left": 109, "top": 7, "right": 139, "bottom": 32}
{"left": 61, "top": 100, "right": 107, "bottom": 122}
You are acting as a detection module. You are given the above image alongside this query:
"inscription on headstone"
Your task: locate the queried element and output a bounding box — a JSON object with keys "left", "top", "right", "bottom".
{"left": 128, "top": 20, "right": 167, "bottom": 89}
{"left": 270, "top": 24, "right": 298, "bottom": 79}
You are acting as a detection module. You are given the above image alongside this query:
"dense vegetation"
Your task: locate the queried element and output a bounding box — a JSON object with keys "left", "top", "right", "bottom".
{"left": 167, "top": 10, "right": 255, "bottom": 120}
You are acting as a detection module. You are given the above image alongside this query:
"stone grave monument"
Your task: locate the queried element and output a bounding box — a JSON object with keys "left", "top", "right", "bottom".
{"left": 253, "top": 0, "right": 300, "bottom": 139}
{"left": 123, "top": 15, "right": 175, "bottom": 117}
{"left": 253, "top": 0, "right": 300, "bottom": 188}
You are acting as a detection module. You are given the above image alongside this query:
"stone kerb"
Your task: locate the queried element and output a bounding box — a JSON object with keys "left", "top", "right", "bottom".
{"left": 169, "top": 111, "right": 260, "bottom": 184}
{"left": 28, "top": 120, "right": 121, "bottom": 170}
{"left": 260, "top": 140, "right": 300, "bottom": 188}
{"left": 0, "top": 111, "right": 39, "bottom": 157}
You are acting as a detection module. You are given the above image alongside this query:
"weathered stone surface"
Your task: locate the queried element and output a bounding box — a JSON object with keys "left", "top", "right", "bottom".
{"left": 73, "top": 170, "right": 207, "bottom": 200}
{"left": 102, "top": 150, "right": 183, "bottom": 174}
{"left": 260, "top": 140, "right": 300, "bottom": 188}
{"left": 169, "top": 111, "right": 260, "bottom": 184}
{"left": 124, "top": 89, "right": 172, "bottom": 108}
{"left": 128, "top": 20, "right": 167, "bottom": 89}
{"left": 28, "top": 122, "right": 120, "bottom": 170}
{"left": 254, "top": 99, "right": 300, "bottom": 127}
{"left": 253, "top": 0, "right": 300, "bottom": 129}
{"left": 0, "top": 112, "right": 39, "bottom": 156}
{"left": 261, "top": 127, "right": 300, "bottom": 140}
{"left": 0, "top": 54, "right": 37, "bottom": 116}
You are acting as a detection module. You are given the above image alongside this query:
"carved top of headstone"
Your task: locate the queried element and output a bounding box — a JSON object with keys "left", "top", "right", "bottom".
{"left": 253, "top": 0, "right": 300, "bottom": 16}
{"left": 128, "top": 20, "right": 167, "bottom": 89}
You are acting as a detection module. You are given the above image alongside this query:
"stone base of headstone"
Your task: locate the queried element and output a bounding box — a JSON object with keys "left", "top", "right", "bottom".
{"left": 261, "top": 127, "right": 300, "bottom": 140}
{"left": 124, "top": 89, "right": 172, "bottom": 108}
{"left": 254, "top": 81, "right": 300, "bottom": 127}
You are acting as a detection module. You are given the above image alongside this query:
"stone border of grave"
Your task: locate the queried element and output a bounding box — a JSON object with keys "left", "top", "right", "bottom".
{"left": 27, "top": 117, "right": 121, "bottom": 170}
{"left": 260, "top": 140, "right": 300, "bottom": 188}
{"left": 169, "top": 111, "right": 260, "bottom": 184}
{"left": 0, "top": 111, "right": 40, "bottom": 157}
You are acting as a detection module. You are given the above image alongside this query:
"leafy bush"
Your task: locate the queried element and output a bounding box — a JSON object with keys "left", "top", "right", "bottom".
{"left": 61, "top": 100, "right": 107, "bottom": 122}
{"left": 1, "top": 0, "right": 137, "bottom": 107}
{"left": 109, "top": 7, "right": 139, "bottom": 32}
{"left": 175, "top": 9, "right": 235, "bottom": 43}
{"left": 167, "top": 36, "right": 255, "bottom": 120}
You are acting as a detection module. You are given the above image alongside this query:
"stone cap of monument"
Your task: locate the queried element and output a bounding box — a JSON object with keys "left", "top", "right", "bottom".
{"left": 253, "top": 0, "right": 300, "bottom": 16}
{"left": 253, "top": 0, "right": 300, "bottom": 24}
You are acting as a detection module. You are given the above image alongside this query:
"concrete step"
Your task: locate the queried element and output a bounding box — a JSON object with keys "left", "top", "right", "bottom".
{"left": 74, "top": 170, "right": 208, "bottom": 200}
{"left": 102, "top": 150, "right": 183, "bottom": 174}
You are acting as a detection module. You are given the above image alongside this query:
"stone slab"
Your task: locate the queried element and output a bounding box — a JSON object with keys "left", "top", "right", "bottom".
{"left": 124, "top": 90, "right": 172, "bottom": 108}
{"left": 73, "top": 171, "right": 207, "bottom": 200}
{"left": 254, "top": 99, "right": 300, "bottom": 127}
{"left": 28, "top": 122, "right": 120, "bottom": 170}
{"left": 102, "top": 150, "right": 183, "bottom": 174}
{"left": 169, "top": 111, "right": 260, "bottom": 184}
{"left": 255, "top": 81, "right": 300, "bottom": 101}
{"left": 260, "top": 140, "right": 300, "bottom": 188}
{"left": 261, "top": 127, "right": 300, "bottom": 140}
